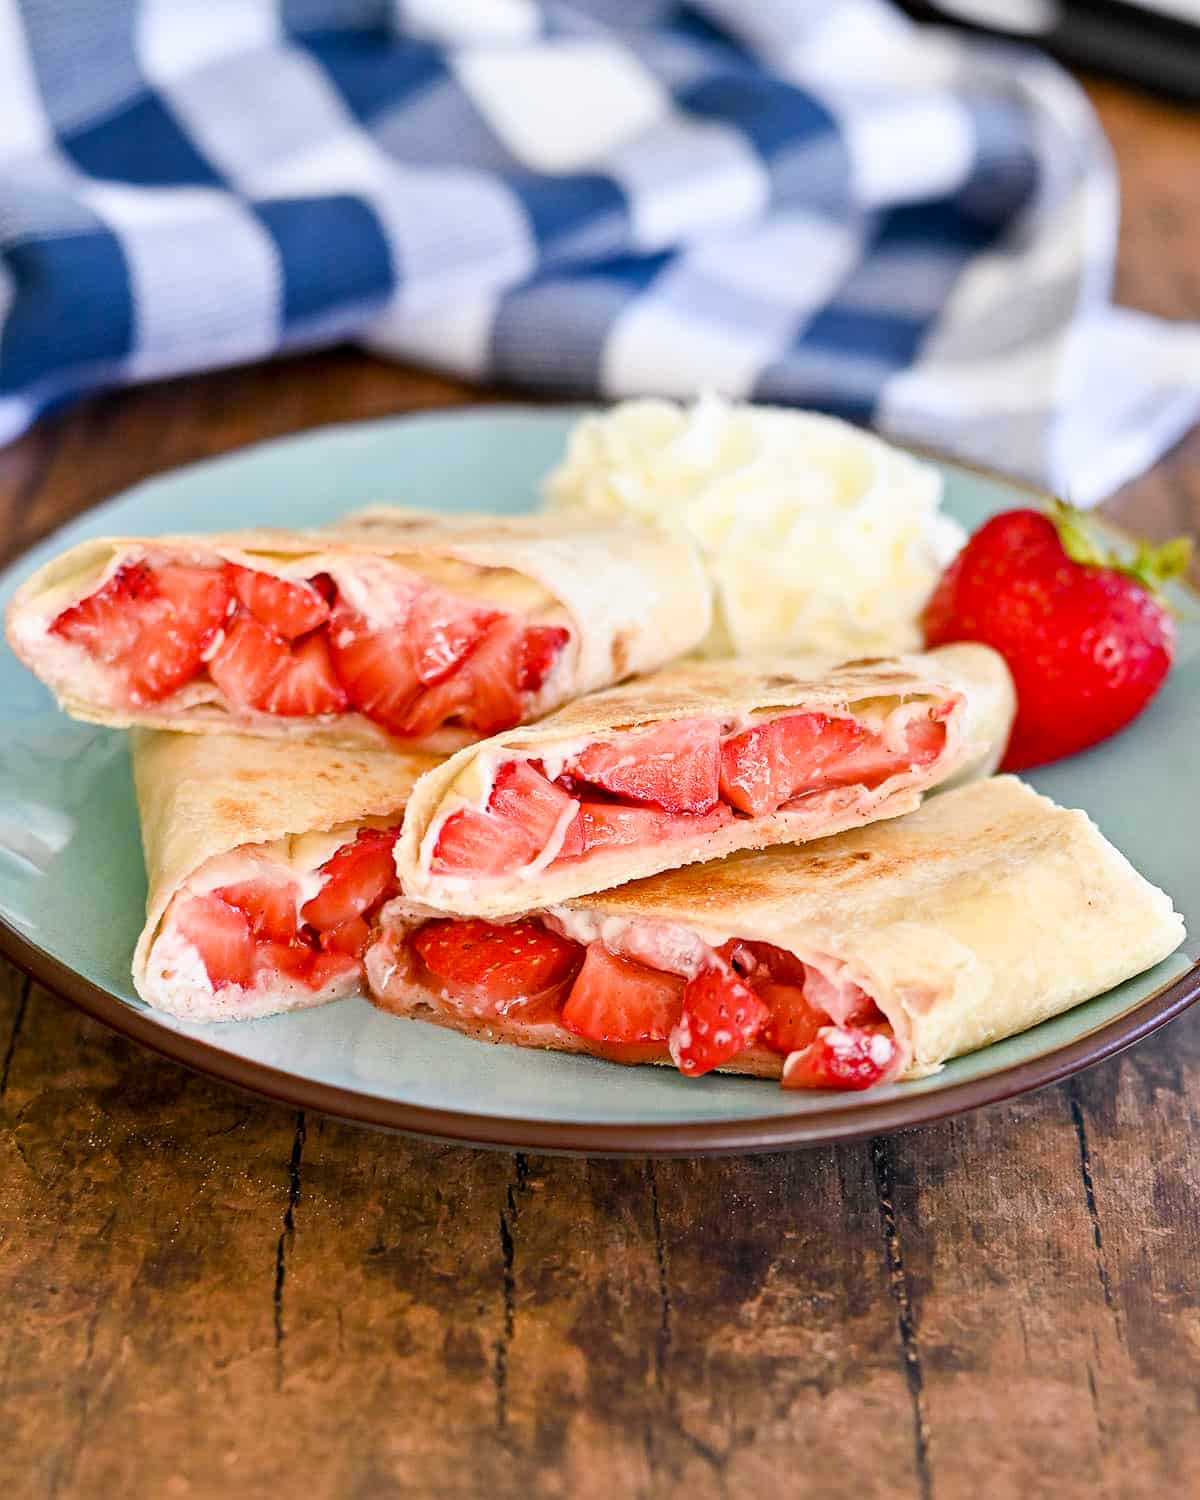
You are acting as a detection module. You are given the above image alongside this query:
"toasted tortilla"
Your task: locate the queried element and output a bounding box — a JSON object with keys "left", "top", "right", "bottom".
{"left": 7, "top": 507, "right": 711, "bottom": 751}
{"left": 373, "top": 776, "right": 1186, "bottom": 1081}
{"left": 132, "top": 729, "right": 441, "bottom": 1021}
{"left": 395, "top": 642, "right": 1016, "bottom": 917}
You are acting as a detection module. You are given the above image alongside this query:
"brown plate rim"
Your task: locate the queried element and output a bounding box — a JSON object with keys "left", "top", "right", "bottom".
{"left": 1, "top": 407, "right": 1196, "bottom": 1154}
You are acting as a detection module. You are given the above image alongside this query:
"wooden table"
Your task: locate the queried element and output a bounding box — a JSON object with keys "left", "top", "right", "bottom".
{"left": 2, "top": 77, "right": 1198, "bottom": 1500}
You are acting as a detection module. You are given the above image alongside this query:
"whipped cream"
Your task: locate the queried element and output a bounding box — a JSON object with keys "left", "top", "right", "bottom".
{"left": 543, "top": 394, "right": 964, "bottom": 658}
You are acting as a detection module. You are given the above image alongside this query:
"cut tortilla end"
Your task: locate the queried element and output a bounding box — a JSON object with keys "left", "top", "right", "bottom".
{"left": 46, "top": 551, "right": 570, "bottom": 739}
{"left": 147, "top": 823, "right": 404, "bottom": 1010}
{"left": 367, "top": 914, "right": 906, "bottom": 1092}
{"left": 426, "top": 702, "right": 952, "bottom": 882}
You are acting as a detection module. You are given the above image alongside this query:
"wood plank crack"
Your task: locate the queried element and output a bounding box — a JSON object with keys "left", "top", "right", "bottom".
{"left": 641, "top": 1161, "right": 728, "bottom": 1486}
{"left": 871, "top": 1136, "right": 934, "bottom": 1500}
{"left": 1066, "top": 1080, "right": 1119, "bottom": 1322}
{"left": 0, "top": 973, "right": 30, "bottom": 1099}
{"left": 273, "top": 1110, "right": 306, "bottom": 1388}
{"left": 494, "top": 1151, "right": 528, "bottom": 1435}
{"left": 646, "top": 1159, "right": 672, "bottom": 1389}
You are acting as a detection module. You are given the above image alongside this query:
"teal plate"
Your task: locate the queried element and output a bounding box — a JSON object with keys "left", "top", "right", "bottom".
{"left": 1, "top": 409, "right": 1196, "bottom": 1154}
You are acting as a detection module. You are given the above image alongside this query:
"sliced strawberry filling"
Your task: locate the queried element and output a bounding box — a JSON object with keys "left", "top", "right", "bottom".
{"left": 208, "top": 614, "right": 347, "bottom": 717}
{"left": 428, "top": 705, "right": 950, "bottom": 879}
{"left": 48, "top": 556, "right": 570, "bottom": 737}
{"left": 717, "top": 708, "right": 947, "bottom": 816}
{"left": 381, "top": 916, "right": 902, "bottom": 1091}
{"left": 413, "top": 916, "right": 583, "bottom": 1020}
{"left": 565, "top": 719, "right": 722, "bottom": 814}
{"left": 561, "top": 944, "right": 684, "bottom": 1042}
{"left": 229, "top": 566, "right": 330, "bottom": 639}
{"left": 51, "top": 561, "right": 234, "bottom": 705}
{"left": 164, "top": 826, "right": 402, "bottom": 998}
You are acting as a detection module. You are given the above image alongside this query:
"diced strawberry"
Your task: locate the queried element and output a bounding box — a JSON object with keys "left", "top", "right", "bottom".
{"left": 301, "top": 827, "right": 399, "bottom": 932}
{"left": 398, "top": 618, "right": 569, "bottom": 738}
{"left": 174, "top": 892, "right": 254, "bottom": 990}
{"left": 401, "top": 619, "right": 559, "bottom": 738}
{"left": 489, "top": 759, "right": 576, "bottom": 837}
{"left": 325, "top": 585, "right": 499, "bottom": 735}
{"left": 251, "top": 938, "right": 357, "bottom": 993}
{"left": 758, "top": 981, "right": 825, "bottom": 1055}
{"left": 412, "top": 918, "right": 583, "bottom": 1007}
{"left": 256, "top": 632, "right": 348, "bottom": 717}
{"left": 670, "top": 965, "right": 768, "bottom": 1077}
{"left": 427, "top": 762, "right": 577, "bottom": 877}
{"left": 518, "top": 625, "right": 570, "bottom": 692}
{"left": 127, "top": 564, "right": 233, "bottom": 703}
{"left": 567, "top": 719, "right": 721, "bottom": 814}
{"left": 572, "top": 803, "right": 666, "bottom": 854}
{"left": 327, "top": 602, "right": 423, "bottom": 734}
{"left": 209, "top": 612, "right": 347, "bottom": 717}
{"left": 428, "top": 807, "right": 541, "bottom": 876}
{"left": 257, "top": 940, "right": 319, "bottom": 983}
{"left": 802, "top": 969, "right": 883, "bottom": 1027}
{"left": 318, "top": 914, "right": 373, "bottom": 959}
{"left": 426, "top": 762, "right": 576, "bottom": 876}
{"left": 432, "top": 763, "right": 734, "bottom": 877}
{"left": 214, "top": 877, "right": 301, "bottom": 943}
{"left": 207, "top": 613, "right": 292, "bottom": 709}
{"left": 718, "top": 712, "right": 868, "bottom": 816}
{"left": 561, "top": 943, "right": 684, "bottom": 1043}
{"left": 154, "top": 565, "right": 234, "bottom": 637}
{"left": 229, "top": 566, "right": 330, "bottom": 639}
{"left": 717, "top": 938, "right": 808, "bottom": 988}
{"left": 53, "top": 561, "right": 233, "bottom": 705}
{"left": 827, "top": 709, "right": 947, "bottom": 788}
{"left": 555, "top": 812, "right": 585, "bottom": 861}
{"left": 562, "top": 800, "right": 732, "bottom": 858}
{"left": 781, "top": 1026, "right": 899, "bottom": 1091}
{"left": 307, "top": 950, "right": 361, "bottom": 991}
{"left": 407, "top": 589, "right": 499, "bottom": 686}
{"left": 398, "top": 672, "right": 474, "bottom": 737}
{"left": 456, "top": 617, "right": 526, "bottom": 734}
{"left": 310, "top": 572, "right": 337, "bottom": 604}
{"left": 51, "top": 562, "right": 159, "bottom": 662}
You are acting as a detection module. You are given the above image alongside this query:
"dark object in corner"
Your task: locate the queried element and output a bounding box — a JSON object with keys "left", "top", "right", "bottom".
{"left": 898, "top": 0, "right": 1200, "bottom": 103}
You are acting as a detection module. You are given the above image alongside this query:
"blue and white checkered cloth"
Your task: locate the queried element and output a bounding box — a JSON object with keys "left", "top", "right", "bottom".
{"left": 2, "top": 0, "right": 1198, "bottom": 501}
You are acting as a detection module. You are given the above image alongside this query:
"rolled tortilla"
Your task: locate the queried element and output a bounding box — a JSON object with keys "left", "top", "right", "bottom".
{"left": 132, "top": 729, "right": 441, "bottom": 1022}
{"left": 369, "top": 777, "right": 1186, "bottom": 1085}
{"left": 395, "top": 643, "right": 1016, "bottom": 917}
{"left": 7, "top": 507, "right": 711, "bottom": 752}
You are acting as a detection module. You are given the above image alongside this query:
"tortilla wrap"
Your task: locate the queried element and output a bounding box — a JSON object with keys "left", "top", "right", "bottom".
{"left": 371, "top": 776, "right": 1185, "bottom": 1082}
{"left": 7, "top": 507, "right": 711, "bottom": 752}
{"left": 132, "top": 729, "right": 440, "bottom": 1021}
{"left": 395, "top": 643, "right": 1015, "bottom": 917}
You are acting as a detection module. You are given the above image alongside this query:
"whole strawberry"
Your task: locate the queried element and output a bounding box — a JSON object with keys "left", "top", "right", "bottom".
{"left": 922, "top": 502, "right": 1191, "bottom": 771}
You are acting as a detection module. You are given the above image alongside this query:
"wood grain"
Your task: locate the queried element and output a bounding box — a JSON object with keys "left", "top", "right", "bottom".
{"left": 1, "top": 77, "right": 1199, "bottom": 1500}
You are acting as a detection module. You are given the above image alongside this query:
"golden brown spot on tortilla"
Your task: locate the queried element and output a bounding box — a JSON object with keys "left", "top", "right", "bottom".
{"left": 840, "top": 657, "right": 889, "bottom": 670}
{"left": 801, "top": 850, "right": 892, "bottom": 879}
{"left": 215, "top": 797, "right": 255, "bottom": 824}
{"left": 762, "top": 674, "right": 800, "bottom": 689}
{"left": 611, "top": 629, "right": 634, "bottom": 678}
{"left": 232, "top": 768, "right": 270, "bottom": 783}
